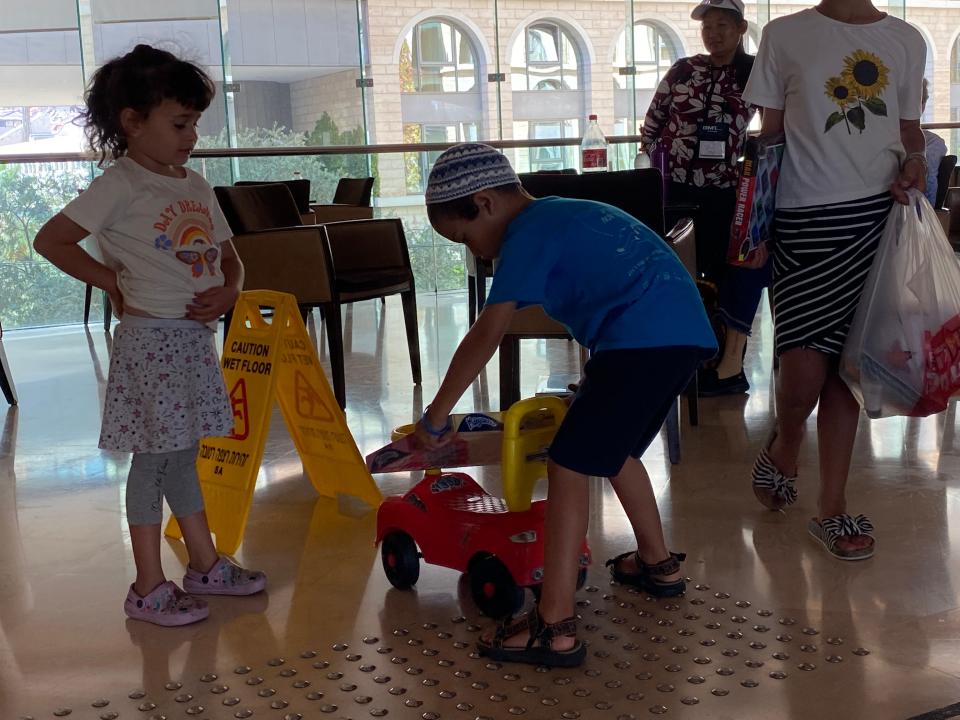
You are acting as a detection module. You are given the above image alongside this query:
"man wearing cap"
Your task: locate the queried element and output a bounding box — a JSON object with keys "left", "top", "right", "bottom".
{"left": 414, "top": 142, "right": 717, "bottom": 667}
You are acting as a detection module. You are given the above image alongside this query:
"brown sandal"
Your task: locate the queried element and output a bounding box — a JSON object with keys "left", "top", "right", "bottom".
{"left": 606, "top": 551, "right": 686, "bottom": 597}
{"left": 477, "top": 606, "right": 586, "bottom": 668}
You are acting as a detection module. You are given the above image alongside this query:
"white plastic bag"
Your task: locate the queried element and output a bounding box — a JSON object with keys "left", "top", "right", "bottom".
{"left": 840, "top": 190, "right": 960, "bottom": 418}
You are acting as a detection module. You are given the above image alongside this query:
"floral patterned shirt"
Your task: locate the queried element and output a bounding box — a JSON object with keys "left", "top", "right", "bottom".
{"left": 641, "top": 55, "right": 757, "bottom": 189}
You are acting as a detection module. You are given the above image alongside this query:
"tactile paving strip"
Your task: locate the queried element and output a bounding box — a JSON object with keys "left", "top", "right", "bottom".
{"left": 18, "top": 576, "right": 870, "bottom": 719}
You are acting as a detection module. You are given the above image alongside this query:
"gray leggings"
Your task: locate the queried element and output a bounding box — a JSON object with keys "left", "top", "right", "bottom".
{"left": 126, "top": 445, "right": 205, "bottom": 526}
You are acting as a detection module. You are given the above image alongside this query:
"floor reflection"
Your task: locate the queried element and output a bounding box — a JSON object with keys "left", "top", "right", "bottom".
{"left": 0, "top": 292, "right": 958, "bottom": 719}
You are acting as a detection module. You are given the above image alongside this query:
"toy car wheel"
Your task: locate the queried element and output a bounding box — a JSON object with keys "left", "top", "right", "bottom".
{"left": 469, "top": 554, "right": 524, "bottom": 619}
{"left": 381, "top": 531, "right": 420, "bottom": 589}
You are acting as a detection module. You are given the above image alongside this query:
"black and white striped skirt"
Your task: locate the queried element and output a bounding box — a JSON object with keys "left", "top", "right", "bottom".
{"left": 772, "top": 192, "right": 893, "bottom": 357}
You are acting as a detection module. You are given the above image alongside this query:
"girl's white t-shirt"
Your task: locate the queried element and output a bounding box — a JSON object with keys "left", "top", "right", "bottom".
{"left": 63, "top": 157, "right": 233, "bottom": 319}
{"left": 743, "top": 8, "right": 926, "bottom": 208}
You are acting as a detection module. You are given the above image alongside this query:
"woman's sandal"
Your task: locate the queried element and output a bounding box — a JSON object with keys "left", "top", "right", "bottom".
{"left": 808, "top": 514, "right": 875, "bottom": 561}
{"left": 605, "top": 551, "right": 687, "bottom": 597}
{"left": 476, "top": 606, "right": 586, "bottom": 668}
{"left": 752, "top": 431, "right": 798, "bottom": 511}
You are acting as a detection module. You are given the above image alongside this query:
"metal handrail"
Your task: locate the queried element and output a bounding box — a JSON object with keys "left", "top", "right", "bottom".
{"left": 2, "top": 123, "right": 957, "bottom": 165}
{"left": 0, "top": 135, "right": 647, "bottom": 165}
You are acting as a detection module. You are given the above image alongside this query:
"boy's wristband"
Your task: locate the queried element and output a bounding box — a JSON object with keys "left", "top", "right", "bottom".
{"left": 421, "top": 407, "right": 452, "bottom": 437}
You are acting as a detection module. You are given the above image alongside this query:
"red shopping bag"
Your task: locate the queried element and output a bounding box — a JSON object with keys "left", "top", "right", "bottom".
{"left": 917, "top": 313, "right": 960, "bottom": 415}
{"left": 841, "top": 191, "right": 960, "bottom": 418}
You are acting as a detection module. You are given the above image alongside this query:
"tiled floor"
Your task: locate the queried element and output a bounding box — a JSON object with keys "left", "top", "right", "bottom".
{"left": 1, "top": 292, "right": 959, "bottom": 720}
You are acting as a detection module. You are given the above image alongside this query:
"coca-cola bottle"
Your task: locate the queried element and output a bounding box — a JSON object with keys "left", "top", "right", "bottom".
{"left": 581, "top": 115, "right": 608, "bottom": 173}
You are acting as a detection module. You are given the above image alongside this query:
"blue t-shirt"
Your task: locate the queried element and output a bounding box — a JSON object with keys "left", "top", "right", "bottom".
{"left": 485, "top": 197, "right": 718, "bottom": 353}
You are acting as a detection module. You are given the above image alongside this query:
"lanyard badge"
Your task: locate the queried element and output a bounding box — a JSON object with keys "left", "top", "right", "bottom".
{"left": 694, "top": 71, "right": 729, "bottom": 162}
{"left": 697, "top": 122, "right": 729, "bottom": 159}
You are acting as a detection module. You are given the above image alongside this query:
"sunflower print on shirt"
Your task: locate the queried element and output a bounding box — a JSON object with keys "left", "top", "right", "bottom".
{"left": 823, "top": 50, "right": 890, "bottom": 134}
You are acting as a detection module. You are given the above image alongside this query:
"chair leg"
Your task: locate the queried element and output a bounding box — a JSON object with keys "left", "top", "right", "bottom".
{"left": 400, "top": 290, "right": 422, "bottom": 385}
{"left": 83, "top": 284, "right": 93, "bottom": 325}
{"left": 665, "top": 396, "right": 681, "bottom": 465}
{"left": 686, "top": 375, "right": 699, "bottom": 426}
{"left": 498, "top": 336, "right": 520, "bottom": 411}
{"left": 0, "top": 343, "right": 16, "bottom": 405}
{"left": 102, "top": 291, "right": 112, "bottom": 331}
{"left": 468, "top": 275, "right": 477, "bottom": 326}
{"left": 323, "top": 302, "right": 346, "bottom": 410}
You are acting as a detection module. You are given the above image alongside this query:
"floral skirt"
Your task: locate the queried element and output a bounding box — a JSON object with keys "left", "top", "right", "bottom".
{"left": 100, "top": 316, "right": 232, "bottom": 454}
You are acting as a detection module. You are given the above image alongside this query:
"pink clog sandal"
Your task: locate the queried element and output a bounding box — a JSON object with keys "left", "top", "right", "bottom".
{"left": 124, "top": 581, "right": 209, "bottom": 627}
{"left": 183, "top": 556, "right": 266, "bottom": 596}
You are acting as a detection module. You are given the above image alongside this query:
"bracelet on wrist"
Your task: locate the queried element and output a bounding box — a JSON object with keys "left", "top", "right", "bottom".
{"left": 421, "top": 406, "right": 452, "bottom": 437}
{"left": 903, "top": 151, "right": 927, "bottom": 169}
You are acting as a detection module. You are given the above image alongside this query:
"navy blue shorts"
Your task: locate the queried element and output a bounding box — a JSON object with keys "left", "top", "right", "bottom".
{"left": 548, "top": 347, "right": 706, "bottom": 478}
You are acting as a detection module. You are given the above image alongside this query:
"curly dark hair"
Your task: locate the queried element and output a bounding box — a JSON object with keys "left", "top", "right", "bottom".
{"left": 81, "top": 44, "right": 216, "bottom": 165}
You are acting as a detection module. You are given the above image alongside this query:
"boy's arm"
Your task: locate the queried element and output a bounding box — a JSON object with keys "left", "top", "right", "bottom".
{"left": 34, "top": 213, "right": 122, "bottom": 314}
{"left": 419, "top": 301, "right": 517, "bottom": 442}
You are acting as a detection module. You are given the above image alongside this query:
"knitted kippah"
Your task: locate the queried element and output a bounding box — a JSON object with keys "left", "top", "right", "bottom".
{"left": 425, "top": 143, "right": 520, "bottom": 205}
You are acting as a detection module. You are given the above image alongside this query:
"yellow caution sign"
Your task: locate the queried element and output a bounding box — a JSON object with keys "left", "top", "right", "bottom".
{"left": 166, "top": 290, "right": 381, "bottom": 554}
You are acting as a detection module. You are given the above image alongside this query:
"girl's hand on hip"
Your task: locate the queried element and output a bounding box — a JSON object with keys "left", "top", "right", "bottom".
{"left": 186, "top": 286, "right": 240, "bottom": 323}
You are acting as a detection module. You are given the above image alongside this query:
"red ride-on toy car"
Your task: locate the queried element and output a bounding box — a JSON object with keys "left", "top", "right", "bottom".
{"left": 369, "top": 397, "right": 591, "bottom": 619}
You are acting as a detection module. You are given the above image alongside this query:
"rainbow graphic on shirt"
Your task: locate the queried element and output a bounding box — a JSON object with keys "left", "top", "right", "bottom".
{"left": 153, "top": 204, "right": 220, "bottom": 278}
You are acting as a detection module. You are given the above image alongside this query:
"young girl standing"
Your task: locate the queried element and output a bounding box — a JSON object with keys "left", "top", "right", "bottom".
{"left": 34, "top": 45, "right": 266, "bottom": 626}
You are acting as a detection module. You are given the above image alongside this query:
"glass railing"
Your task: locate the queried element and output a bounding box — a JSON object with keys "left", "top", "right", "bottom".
{"left": 0, "top": 138, "right": 643, "bottom": 330}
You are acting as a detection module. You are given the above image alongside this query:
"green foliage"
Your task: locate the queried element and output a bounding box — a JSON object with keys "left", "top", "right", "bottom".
{"left": 0, "top": 260, "right": 97, "bottom": 328}
{"left": 0, "top": 163, "right": 89, "bottom": 263}
{"left": 0, "top": 162, "right": 92, "bottom": 328}
{"left": 377, "top": 206, "right": 466, "bottom": 293}
{"left": 196, "top": 115, "right": 377, "bottom": 202}
{"left": 306, "top": 113, "right": 378, "bottom": 197}
{"left": 403, "top": 124, "right": 424, "bottom": 194}
{"left": 0, "top": 119, "right": 467, "bottom": 330}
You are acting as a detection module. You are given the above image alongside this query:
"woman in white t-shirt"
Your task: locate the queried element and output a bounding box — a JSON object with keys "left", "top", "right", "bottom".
{"left": 742, "top": 0, "right": 926, "bottom": 560}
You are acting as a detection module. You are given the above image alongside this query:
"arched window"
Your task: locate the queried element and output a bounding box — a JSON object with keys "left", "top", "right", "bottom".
{"left": 613, "top": 21, "right": 681, "bottom": 92}
{"left": 510, "top": 21, "right": 582, "bottom": 91}
{"left": 613, "top": 21, "right": 682, "bottom": 135}
{"left": 509, "top": 20, "right": 587, "bottom": 173}
{"left": 399, "top": 18, "right": 483, "bottom": 193}
{"left": 401, "top": 19, "right": 478, "bottom": 93}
